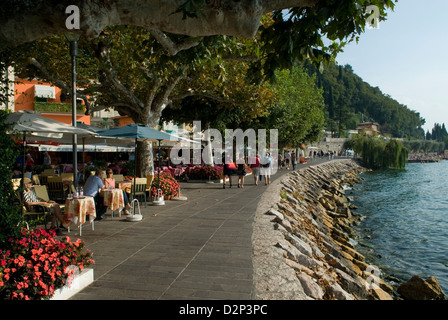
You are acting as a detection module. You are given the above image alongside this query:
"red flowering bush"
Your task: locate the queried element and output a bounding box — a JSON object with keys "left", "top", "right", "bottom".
{"left": 188, "top": 166, "right": 223, "bottom": 180}
{"left": 150, "top": 172, "right": 181, "bottom": 197}
{"left": 0, "top": 227, "right": 94, "bottom": 300}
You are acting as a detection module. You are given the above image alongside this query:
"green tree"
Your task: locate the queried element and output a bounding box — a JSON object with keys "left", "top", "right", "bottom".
{"left": 4, "top": 1, "right": 398, "bottom": 174}
{"left": 430, "top": 123, "right": 448, "bottom": 142}
{"left": 255, "top": 64, "right": 325, "bottom": 149}
{"left": 12, "top": 27, "right": 257, "bottom": 176}
{"left": 306, "top": 62, "right": 425, "bottom": 139}
{"left": 349, "top": 134, "right": 407, "bottom": 169}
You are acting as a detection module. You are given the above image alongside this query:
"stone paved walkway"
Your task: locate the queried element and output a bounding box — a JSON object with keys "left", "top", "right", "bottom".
{"left": 71, "top": 159, "right": 329, "bottom": 300}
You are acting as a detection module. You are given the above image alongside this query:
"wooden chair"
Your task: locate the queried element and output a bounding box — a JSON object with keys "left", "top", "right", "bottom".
{"left": 47, "top": 176, "right": 66, "bottom": 202}
{"left": 41, "top": 169, "right": 56, "bottom": 176}
{"left": 61, "top": 173, "right": 74, "bottom": 181}
{"left": 128, "top": 178, "right": 147, "bottom": 207}
{"left": 33, "top": 184, "right": 50, "bottom": 201}
{"left": 113, "top": 174, "right": 124, "bottom": 182}
{"left": 34, "top": 184, "right": 65, "bottom": 213}
{"left": 15, "top": 189, "right": 51, "bottom": 229}
{"left": 32, "top": 174, "right": 41, "bottom": 185}
{"left": 146, "top": 174, "right": 154, "bottom": 190}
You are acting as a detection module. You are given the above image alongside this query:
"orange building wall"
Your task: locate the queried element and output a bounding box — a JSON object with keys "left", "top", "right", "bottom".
{"left": 116, "top": 116, "right": 135, "bottom": 127}
{"left": 14, "top": 79, "right": 91, "bottom": 125}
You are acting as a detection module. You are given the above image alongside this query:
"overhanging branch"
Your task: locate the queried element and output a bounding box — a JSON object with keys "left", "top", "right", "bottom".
{"left": 149, "top": 29, "right": 202, "bottom": 56}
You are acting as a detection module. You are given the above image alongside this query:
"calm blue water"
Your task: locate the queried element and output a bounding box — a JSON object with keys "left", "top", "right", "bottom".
{"left": 350, "top": 161, "right": 448, "bottom": 293}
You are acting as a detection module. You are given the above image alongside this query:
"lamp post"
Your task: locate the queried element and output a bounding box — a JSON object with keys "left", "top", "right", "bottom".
{"left": 65, "top": 33, "right": 80, "bottom": 191}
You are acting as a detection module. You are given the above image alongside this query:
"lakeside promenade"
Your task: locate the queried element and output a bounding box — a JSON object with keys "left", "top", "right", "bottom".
{"left": 70, "top": 158, "right": 329, "bottom": 300}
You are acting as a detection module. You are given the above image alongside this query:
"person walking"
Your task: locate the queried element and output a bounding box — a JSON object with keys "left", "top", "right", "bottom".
{"left": 236, "top": 156, "right": 247, "bottom": 188}
{"left": 250, "top": 154, "right": 261, "bottom": 186}
{"left": 278, "top": 153, "right": 283, "bottom": 170}
{"left": 222, "top": 153, "right": 236, "bottom": 189}
{"left": 291, "top": 151, "right": 297, "bottom": 170}
{"left": 285, "top": 151, "right": 291, "bottom": 169}
{"left": 261, "top": 152, "right": 272, "bottom": 185}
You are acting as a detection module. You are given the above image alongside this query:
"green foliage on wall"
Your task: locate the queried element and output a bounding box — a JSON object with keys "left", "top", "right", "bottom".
{"left": 34, "top": 101, "right": 84, "bottom": 113}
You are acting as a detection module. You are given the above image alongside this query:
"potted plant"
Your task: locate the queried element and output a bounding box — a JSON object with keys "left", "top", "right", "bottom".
{"left": 188, "top": 166, "right": 223, "bottom": 181}
{"left": 150, "top": 173, "right": 180, "bottom": 199}
{"left": 0, "top": 227, "right": 94, "bottom": 300}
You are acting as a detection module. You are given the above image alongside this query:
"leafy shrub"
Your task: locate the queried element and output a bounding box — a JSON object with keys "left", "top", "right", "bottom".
{"left": 0, "top": 110, "right": 22, "bottom": 245}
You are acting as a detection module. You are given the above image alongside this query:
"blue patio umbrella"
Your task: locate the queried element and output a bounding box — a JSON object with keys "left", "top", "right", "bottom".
{"left": 96, "top": 123, "right": 183, "bottom": 202}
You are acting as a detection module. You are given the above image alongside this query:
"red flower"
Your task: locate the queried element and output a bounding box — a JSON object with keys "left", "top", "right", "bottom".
{"left": 0, "top": 227, "right": 94, "bottom": 300}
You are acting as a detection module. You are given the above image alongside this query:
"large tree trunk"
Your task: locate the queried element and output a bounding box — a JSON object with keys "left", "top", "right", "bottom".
{"left": 0, "top": 0, "right": 319, "bottom": 46}
{"left": 136, "top": 140, "right": 155, "bottom": 178}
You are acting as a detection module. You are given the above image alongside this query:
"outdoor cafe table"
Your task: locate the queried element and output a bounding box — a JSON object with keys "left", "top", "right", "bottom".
{"left": 63, "top": 196, "right": 96, "bottom": 236}
{"left": 101, "top": 188, "right": 125, "bottom": 217}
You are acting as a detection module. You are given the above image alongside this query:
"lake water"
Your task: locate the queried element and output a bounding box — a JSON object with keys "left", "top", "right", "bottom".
{"left": 349, "top": 160, "right": 448, "bottom": 293}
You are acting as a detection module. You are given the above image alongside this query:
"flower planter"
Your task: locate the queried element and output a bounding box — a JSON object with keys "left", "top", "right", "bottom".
{"left": 51, "top": 268, "right": 94, "bottom": 300}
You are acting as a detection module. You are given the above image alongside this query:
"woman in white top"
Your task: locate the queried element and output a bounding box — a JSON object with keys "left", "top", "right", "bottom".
{"left": 261, "top": 153, "right": 272, "bottom": 185}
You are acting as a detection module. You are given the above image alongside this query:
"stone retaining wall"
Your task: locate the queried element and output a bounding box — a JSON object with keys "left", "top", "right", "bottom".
{"left": 252, "top": 159, "right": 394, "bottom": 300}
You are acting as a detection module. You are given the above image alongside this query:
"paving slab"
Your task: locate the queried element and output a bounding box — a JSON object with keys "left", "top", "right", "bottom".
{"left": 70, "top": 159, "right": 329, "bottom": 300}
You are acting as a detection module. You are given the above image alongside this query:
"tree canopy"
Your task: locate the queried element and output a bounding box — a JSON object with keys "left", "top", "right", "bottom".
{"left": 346, "top": 134, "right": 407, "bottom": 169}
{"left": 253, "top": 64, "right": 325, "bottom": 148}
{"left": 1, "top": 0, "right": 400, "bottom": 175}
{"left": 1, "top": 0, "right": 397, "bottom": 81}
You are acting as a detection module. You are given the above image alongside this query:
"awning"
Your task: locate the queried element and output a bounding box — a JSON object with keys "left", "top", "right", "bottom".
{"left": 28, "top": 143, "right": 134, "bottom": 153}
{"left": 34, "top": 85, "right": 56, "bottom": 99}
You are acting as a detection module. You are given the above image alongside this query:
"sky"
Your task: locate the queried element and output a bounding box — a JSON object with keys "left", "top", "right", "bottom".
{"left": 335, "top": 0, "right": 448, "bottom": 133}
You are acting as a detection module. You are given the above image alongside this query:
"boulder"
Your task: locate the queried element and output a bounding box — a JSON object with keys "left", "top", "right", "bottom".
{"left": 397, "top": 276, "right": 446, "bottom": 300}
{"left": 335, "top": 268, "right": 369, "bottom": 299}
{"left": 285, "top": 233, "right": 313, "bottom": 257}
{"left": 286, "top": 194, "right": 299, "bottom": 205}
{"left": 297, "top": 272, "right": 325, "bottom": 300}
{"left": 266, "top": 208, "right": 284, "bottom": 220}
{"left": 370, "top": 287, "right": 394, "bottom": 300}
{"left": 327, "top": 281, "right": 355, "bottom": 300}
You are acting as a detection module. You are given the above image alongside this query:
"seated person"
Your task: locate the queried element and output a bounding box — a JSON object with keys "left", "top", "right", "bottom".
{"left": 22, "top": 178, "right": 64, "bottom": 233}
{"left": 83, "top": 169, "right": 107, "bottom": 220}
{"left": 104, "top": 169, "right": 131, "bottom": 215}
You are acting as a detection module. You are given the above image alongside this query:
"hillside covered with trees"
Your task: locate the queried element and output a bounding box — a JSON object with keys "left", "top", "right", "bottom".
{"left": 305, "top": 62, "right": 426, "bottom": 140}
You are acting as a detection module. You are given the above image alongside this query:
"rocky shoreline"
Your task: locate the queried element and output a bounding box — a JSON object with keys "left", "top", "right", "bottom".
{"left": 252, "top": 159, "right": 445, "bottom": 300}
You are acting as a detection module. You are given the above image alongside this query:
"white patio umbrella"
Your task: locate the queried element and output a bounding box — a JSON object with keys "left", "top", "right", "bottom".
{"left": 6, "top": 111, "right": 99, "bottom": 189}
{"left": 6, "top": 111, "right": 98, "bottom": 138}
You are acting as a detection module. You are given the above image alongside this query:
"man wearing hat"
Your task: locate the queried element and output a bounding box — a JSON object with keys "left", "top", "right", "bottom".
{"left": 22, "top": 177, "right": 65, "bottom": 233}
